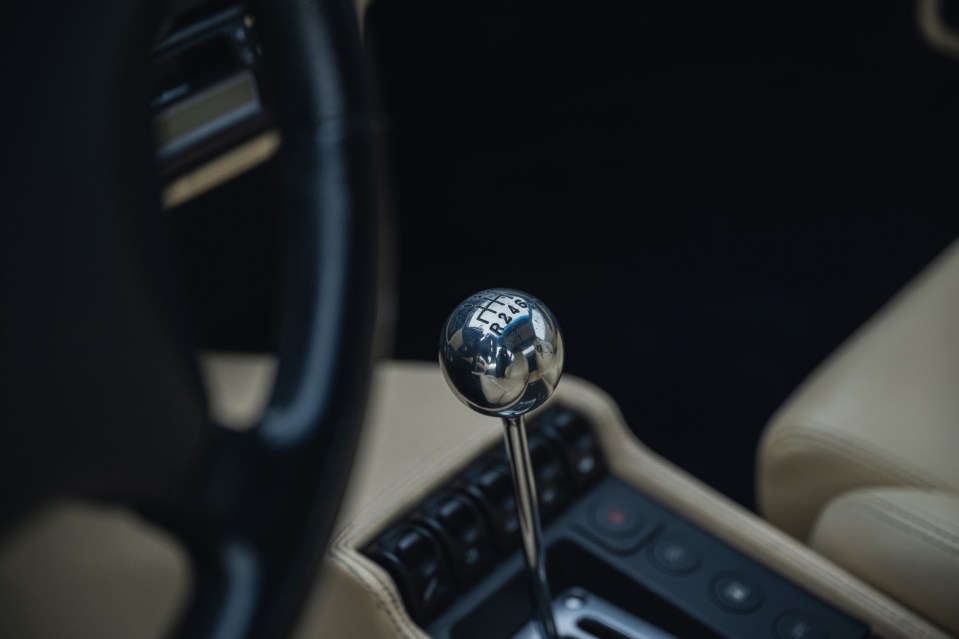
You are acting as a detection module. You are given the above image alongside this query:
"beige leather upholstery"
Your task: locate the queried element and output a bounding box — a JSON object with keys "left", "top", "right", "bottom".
{"left": 810, "top": 488, "right": 959, "bottom": 633}
{"left": 758, "top": 238, "right": 959, "bottom": 636}
{"left": 300, "top": 362, "right": 947, "bottom": 639}
{"left": 0, "top": 502, "right": 190, "bottom": 639}
{"left": 1, "top": 360, "right": 948, "bottom": 638}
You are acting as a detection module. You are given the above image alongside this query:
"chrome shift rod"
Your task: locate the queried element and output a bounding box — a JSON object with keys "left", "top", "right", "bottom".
{"left": 439, "top": 289, "right": 563, "bottom": 639}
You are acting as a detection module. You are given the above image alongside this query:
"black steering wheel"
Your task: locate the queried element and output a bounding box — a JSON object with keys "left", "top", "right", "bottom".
{"left": 1, "top": 0, "right": 378, "bottom": 637}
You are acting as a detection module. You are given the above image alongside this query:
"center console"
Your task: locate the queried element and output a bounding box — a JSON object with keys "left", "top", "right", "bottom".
{"left": 305, "top": 361, "right": 939, "bottom": 639}
{"left": 363, "top": 407, "right": 868, "bottom": 639}
{"left": 295, "top": 280, "right": 941, "bottom": 639}
{"left": 351, "top": 290, "right": 876, "bottom": 639}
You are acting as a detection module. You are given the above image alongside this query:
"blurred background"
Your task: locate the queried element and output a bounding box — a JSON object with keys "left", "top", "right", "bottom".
{"left": 369, "top": 0, "right": 959, "bottom": 508}
{"left": 176, "top": 0, "right": 959, "bottom": 510}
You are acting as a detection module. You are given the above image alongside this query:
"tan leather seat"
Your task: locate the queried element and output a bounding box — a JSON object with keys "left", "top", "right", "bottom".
{"left": 758, "top": 238, "right": 959, "bottom": 636}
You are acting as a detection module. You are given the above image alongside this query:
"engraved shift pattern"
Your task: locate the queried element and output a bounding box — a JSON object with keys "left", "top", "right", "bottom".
{"left": 439, "top": 289, "right": 563, "bottom": 418}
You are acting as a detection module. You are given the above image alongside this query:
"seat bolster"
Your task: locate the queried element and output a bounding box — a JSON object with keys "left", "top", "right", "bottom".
{"left": 758, "top": 238, "right": 959, "bottom": 540}
{"left": 757, "top": 420, "right": 940, "bottom": 541}
{"left": 809, "top": 488, "right": 959, "bottom": 636}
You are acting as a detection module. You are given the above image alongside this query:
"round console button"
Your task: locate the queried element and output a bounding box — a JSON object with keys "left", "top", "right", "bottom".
{"left": 775, "top": 611, "right": 825, "bottom": 639}
{"left": 711, "top": 572, "right": 763, "bottom": 613}
{"left": 588, "top": 500, "right": 643, "bottom": 538}
{"left": 650, "top": 535, "right": 702, "bottom": 574}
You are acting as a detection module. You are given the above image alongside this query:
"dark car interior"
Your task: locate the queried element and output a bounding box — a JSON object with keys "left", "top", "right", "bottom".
{"left": 176, "top": 0, "right": 959, "bottom": 506}
{"left": 374, "top": 0, "right": 959, "bottom": 508}
{"left": 2, "top": 0, "right": 957, "bottom": 638}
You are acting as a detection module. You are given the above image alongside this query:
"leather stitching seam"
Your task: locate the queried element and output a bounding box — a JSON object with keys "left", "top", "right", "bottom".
{"left": 329, "top": 548, "right": 424, "bottom": 638}
{"left": 852, "top": 494, "right": 959, "bottom": 559}
{"left": 326, "top": 425, "right": 499, "bottom": 639}
{"left": 335, "top": 425, "right": 498, "bottom": 548}
{"left": 770, "top": 422, "right": 946, "bottom": 489}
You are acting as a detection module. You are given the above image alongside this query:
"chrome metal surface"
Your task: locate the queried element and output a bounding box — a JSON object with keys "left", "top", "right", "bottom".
{"left": 512, "top": 588, "right": 679, "bottom": 639}
{"left": 439, "top": 289, "right": 563, "bottom": 418}
{"left": 439, "top": 289, "right": 564, "bottom": 639}
{"left": 505, "top": 414, "right": 557, "bottom": 639}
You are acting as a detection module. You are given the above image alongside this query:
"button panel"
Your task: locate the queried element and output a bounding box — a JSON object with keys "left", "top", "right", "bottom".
{"left": 537, "top": 407, "right": 605, "bottom": 490}
{"left": 590, "top": 501, "right": 644, "bottom": 537}
{"left": 712, "top": 572, "right": 764, "bottom": 613}
{"left": 572, "top": 495, "right": 655, "bottom": 555}
{"left": 365, "top": 524, "right": 455, "bottom": 622}
{"left": 558, "top": 479, "right": 867, "bottom": 639}
{"left": 462, "top": 461, "right": 520, "bottom": 552}
{"left": 415, "top": 493, "right": 495, "bottom": 588}
{"left": 365, "top": 407, "right": 868, "bottom": 639}
{"left": 528, "top": 434, "right": 572, "bottom": 518}
{"left": 649, "top": 534, "right": 702, "bottom": 575}
{"left": 775, "top": 611, "right": 826, "bottom": 639}
{"left": 364, "top": 407, "right": 604, "bottom": 624}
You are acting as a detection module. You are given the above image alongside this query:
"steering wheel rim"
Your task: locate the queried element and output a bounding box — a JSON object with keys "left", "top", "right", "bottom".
{"left": 1, "top": 0, "right": 378, "bottom": 637}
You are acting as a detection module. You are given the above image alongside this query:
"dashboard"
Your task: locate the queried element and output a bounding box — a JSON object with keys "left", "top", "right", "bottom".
{"left": 152, "top": 5, "right": 277, "bottom": 208}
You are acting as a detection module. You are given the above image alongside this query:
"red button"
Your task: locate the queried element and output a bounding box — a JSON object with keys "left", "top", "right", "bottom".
{"left": 589, "top": 501, "right": 643, "bottom": 538}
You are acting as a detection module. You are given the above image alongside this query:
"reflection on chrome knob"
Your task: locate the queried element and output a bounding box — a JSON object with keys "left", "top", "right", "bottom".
{"left": 439, "top": 288, "right": 564, "bottom": 418}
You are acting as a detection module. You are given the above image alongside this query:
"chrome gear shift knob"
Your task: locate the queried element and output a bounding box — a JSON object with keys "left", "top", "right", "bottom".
{"left": 440, "top": 289, "right": 563, "bottom": 639}
{"left": 439, "top": 289, "right": 564, "bottom": 418}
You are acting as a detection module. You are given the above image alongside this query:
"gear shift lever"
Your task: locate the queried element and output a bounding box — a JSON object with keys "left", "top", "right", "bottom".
{"left": 440, "top": 289, "right": 563, "bottom": 639}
